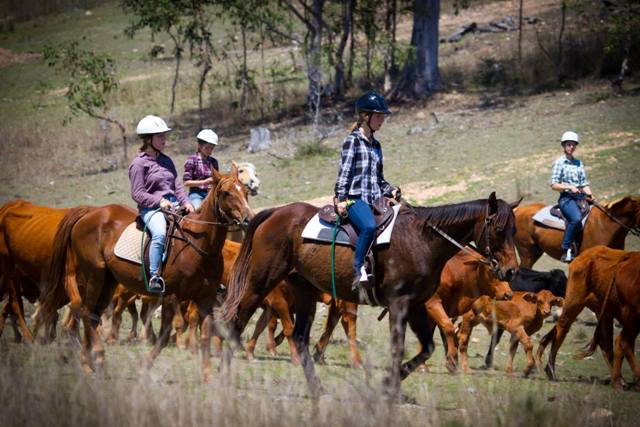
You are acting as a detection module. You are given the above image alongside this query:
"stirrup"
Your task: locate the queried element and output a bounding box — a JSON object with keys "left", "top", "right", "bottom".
{"left": 148, "top": 275, "right": 166, "bottom": 293}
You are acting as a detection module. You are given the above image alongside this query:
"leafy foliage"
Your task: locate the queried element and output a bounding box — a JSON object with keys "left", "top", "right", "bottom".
{"left": 42, "top": 41, "right": 119, "bottom": 125}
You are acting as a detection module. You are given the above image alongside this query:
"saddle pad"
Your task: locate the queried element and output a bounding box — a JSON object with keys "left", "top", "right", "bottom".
{"left": 301, "top": 204, "right": 401, "bottom": 246}
{"left": 114, "top": 222, "right": 147, "bottom": 264}
{"left": 532, "top": 205, "right": 590, "bottom": 231}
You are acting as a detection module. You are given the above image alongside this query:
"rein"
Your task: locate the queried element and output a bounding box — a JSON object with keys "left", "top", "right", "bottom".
{"left": 592, "top": 200, "right": 640, "bottom": 237}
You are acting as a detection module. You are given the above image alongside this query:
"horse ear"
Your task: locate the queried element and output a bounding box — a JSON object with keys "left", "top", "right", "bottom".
{"left": 232, "top": 160, "right": 238, "bottom": 169}
{"left": 230, "top": 161, "right": 239, "bottom": 178}
{"left": 211, "top": 165, "right": 222, "bottom": 185}
{"left": 488, "top": 191, "right": 498, "bottom": 215}
{"left": 509, "top": 196, "right": 523, "bottom": 210}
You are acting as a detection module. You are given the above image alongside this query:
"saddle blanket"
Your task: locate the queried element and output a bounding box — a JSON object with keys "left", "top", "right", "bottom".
{"left": 114, "top": 222, "right": 147, "bottom": 264}
{"left": 301, "top": 204, "right": 401, "bottom": 246}
{"left": 532, "top": 205, "right": 590, "bottom": 231}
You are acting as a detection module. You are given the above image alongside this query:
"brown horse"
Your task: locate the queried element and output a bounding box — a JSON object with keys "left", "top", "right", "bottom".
{"left": 0, "top": 200, "right": 70, "bottom": 342}
{"left": 536, "top": 246, "right": 640, "bottom": 389}
{"left": 515, "top": 196, "right": 640, "bottom": 268}
{"left": 42, "top": 165, "right": 252, "bottom": 379}
{"left": 222, "top": 193, "right": 519, "bottom": 398}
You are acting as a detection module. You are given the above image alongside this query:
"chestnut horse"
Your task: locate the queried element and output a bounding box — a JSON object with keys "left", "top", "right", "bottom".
{"left": 515, "top": 196, "right": 640, "bottom": 268}
{"left": 0, "top": 200, "right": 70, "bottom": 342}
{"left": 42, "top": 165, "right": 252, "bottom": 380}
{"left": 222, "top": 193, "right": 519, "bottom": 398}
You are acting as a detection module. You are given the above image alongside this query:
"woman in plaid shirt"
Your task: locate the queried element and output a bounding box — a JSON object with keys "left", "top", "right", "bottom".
{"left": 183, "top": 129, "right": 220, "bottom": 209}
{"left": 334, "top": 92, "right": 399, "bottom": 290}
{"left": 550, "top": 131, "right": 594, "bottom": 262}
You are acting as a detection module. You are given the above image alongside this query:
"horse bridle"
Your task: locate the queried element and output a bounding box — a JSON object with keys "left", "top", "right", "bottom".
{"left": 163, "top": 176, "right": 248, "bottom": 257}
{"left": 427, "top": 205, "right": 502, "bottom": 273}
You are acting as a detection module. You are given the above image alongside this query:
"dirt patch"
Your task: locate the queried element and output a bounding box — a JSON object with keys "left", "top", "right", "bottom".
{"left": 0, "top": 47, "right": 40, "bottom": 68}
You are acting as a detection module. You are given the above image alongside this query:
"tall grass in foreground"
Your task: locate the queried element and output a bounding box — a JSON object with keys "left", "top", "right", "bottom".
{"left": 0, "top": 341, "right": 620, "bottom": 427}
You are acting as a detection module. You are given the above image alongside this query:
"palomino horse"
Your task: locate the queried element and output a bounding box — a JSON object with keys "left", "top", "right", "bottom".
{"left": 222, "top": 193, "right": 519, "bottom": 398}
{"left": 0, "top": 200, "right": 69, "bottom": 342}
{"left": 515, "top": 196, "right": 640, "bottom": 268}
{"left": 42, "top": 165, "right": 252, "bottom": 380}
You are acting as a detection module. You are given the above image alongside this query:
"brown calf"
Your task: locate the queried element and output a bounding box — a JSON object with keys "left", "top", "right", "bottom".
{"left": 458, "top": 290, "right": 563, "bottom": 376}
{"left": 537, "top": 246, "right": 640, "bottom": 389}
{"left": 424, "top": 250, "right": 513, "bottom": 373}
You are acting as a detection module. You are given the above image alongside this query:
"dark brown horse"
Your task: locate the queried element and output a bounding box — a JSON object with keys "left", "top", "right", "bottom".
{"left": 515, "top": 196, "right": 640, "bottom": 268}
{"left": 42, "top": 165, "right": 252, "bottom": 380}
{"left": 222, "top": 193, "right": 519, "bottom": 398}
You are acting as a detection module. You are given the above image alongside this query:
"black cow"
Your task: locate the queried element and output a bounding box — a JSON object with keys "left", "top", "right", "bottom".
{"left": 482, "top": 268, "right": 567, "bottom": 368}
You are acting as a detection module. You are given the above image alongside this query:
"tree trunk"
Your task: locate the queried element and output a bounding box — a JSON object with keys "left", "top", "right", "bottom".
{"left": 347, "top": 2, "right": 355, "bottom": 89}
{"left": 305, "top": 0, "right": 324, "bottom": 121}
{"left": 383, "top": 0, "right": 397, "bottom": 92}
{"left": 170, "top": 32, "right": 183, "bottom": 115}
{"left": 392, "top": 0, "right": 442, "bottom": 98}
{"left": 334, "top": 0, "right": 353, "bottom": 99}
{"left": 240, "top": 24, "right": 249, "bottom": 114}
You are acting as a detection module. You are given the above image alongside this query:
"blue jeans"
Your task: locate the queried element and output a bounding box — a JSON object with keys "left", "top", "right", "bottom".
{"left": 189, "top": 190, "right": 207, "bottom": 209}
{"left": 140, "top": 196, "right": 179, "bottom": 275}
{"left": 347, "top": 199, "right": 376, "bottom": 274}
{"left": 558, "top": 195, "right": 583, "bottom": 250}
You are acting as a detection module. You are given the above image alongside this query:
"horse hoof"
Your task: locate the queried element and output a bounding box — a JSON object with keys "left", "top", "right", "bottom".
{"left": 291, "top": 356, "right": 302, "bottom": 366}
{"left": 417, "top": 363, "right": 429, "bottom": 373}
{"left": 544, "top": 364, "right": 557, "bottom": 381}
{"left": 446, "top": 361, "right": 458, "bottom": 375}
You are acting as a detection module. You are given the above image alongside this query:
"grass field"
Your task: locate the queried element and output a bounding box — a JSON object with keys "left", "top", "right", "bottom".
{"left": 1, "top": 0, "right": 640, "bottom": 425}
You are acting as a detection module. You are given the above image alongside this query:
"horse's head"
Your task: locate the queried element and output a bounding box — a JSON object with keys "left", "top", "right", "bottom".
{"left": 233, "top": 161, "right": 260, "bottom": 196}
{"left": 602, "top": 195, "right": 640, "bottom": 235}
{"left": 474, "top": 192, "right": 519, "bottom": 282}
{"left": 210, "top": 163, "right": 254, "bottom": 227}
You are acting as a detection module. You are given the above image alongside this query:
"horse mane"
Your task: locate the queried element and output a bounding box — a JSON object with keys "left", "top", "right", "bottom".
{"left": 222, "top": 207, "right": 276, "bottom": 321}
{"left": 409, "top": 198, "right": 513, "bottom": 229}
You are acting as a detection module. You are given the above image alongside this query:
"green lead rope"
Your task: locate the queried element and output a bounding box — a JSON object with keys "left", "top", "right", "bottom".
{"left": 141, "top": 208, "right": 163, "bottom": 292}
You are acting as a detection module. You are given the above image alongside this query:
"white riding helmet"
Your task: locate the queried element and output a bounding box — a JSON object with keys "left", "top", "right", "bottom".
{"left": 196, "top": 129, "right": 218, "bottom": 145}
{"left": 136, "top": 115, "right": 171, "bottom": 135}
{"left": 560, "top": 131, "right": 579, "bottom": 144}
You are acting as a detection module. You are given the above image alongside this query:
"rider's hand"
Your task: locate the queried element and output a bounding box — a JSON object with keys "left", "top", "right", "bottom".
{"left": 336, "top": 201, "right": 348, "bottom": 217}
{"left": 184, "top": 203, "right": 195, "bottom": 213}
{"left": 568, "top": 185, "right": 580, "bottom": 194}
{"left": 159, "top": 198, "right": 173, "bottom": 211}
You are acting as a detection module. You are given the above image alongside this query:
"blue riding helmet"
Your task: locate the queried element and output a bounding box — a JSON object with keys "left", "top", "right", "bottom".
{"left": 355, "top": 92, "right": 391, "bottom": 115}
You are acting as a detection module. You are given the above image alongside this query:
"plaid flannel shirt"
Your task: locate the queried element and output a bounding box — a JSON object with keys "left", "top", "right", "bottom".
{"left": 550, "top": 155, "right": 589, "bottom": 188}
{"left": 183, "top": 154, "right": 219, "bottom": 192}
{"left": 334, "top": 129, "right": 394, "bottom": 205}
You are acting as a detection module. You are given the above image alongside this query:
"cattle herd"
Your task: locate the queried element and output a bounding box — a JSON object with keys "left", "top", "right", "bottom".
{"left": 1, "top": 194, "right": 639, "bottom": 394}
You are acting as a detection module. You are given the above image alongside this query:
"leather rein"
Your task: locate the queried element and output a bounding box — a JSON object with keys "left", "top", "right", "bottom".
{"left": 592, "top": 200, "right": 640, "bottom": 237}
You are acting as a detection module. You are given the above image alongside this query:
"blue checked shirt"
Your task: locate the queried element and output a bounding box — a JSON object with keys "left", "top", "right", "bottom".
{"left": 334, "top": 130, "right": 395, "bottom": 205}
{"left": 550, "top": 155, "right": 589, "bottom": 188}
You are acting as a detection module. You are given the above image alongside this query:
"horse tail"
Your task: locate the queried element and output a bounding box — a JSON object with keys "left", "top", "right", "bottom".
{"left": 222, "top": 208, "right": 276, "bottom": 321}
{"left": 41, "top": 206, "right": 91, "bottom": 326}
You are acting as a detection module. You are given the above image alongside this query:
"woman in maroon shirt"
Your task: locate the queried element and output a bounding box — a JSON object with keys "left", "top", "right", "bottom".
{"left": 183, "top": 129, "right": 220, "bottom": 209}
{"left": 129, "top": 115, "right": 194, "bottom": 292}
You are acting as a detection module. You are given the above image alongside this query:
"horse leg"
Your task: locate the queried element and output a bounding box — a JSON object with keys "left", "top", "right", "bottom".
{"left": 425, "top": 299, "right": 458, "bottom": 373}
{"left": 458, "top": 311, "right": 482, "bottom": 374}
{"left": 400, "top": 302, "right": 436, "bottom": 381}
{"left": 484, "top": 327, "right": 505, "bottom": 369}
{"left": 198, "top": 299, "right": 217, "bottom": 383}
{"left": 340, "top": 302, "right": 362, "bottom": 369}
{"left": 621, "top": 323, "right": 640, "bottom": 390}
{"left": 246, "top": 307, "right": 273, "bottom": 360}
{"left": 505, "top": 333, "right": 518, "bottom": 375}
{"left": 312, "top": 300, "right": 341, "bottom": 365}
{"left": 107, "top": 294, "right": 126, "bottom": 345}
{"left": 272, "top": 297, "right": 300, "bottom": 365}
{"left": 290, "top": 281, "right": 323, "bottom": 398}
{"left": 541, "top": 301, "right": 584, "bottom": 381}
{"left": 187, "top": 301, "right": 200, "bottom": 355}
{"left": 125, "top": 299, "right": 139, "bottom": 343}
{"left": 173, "top": 302, "right": 187, "bottom": 350}
{"left": 144, "top": 296, "right": 176, "bottom": 369}
{"left": 140, "top": 299, "right": 158, "bottom": 345}
{"left": 266, "top": 316, "right": 279, "bottom": 354}
{"left": 382, "top": 295, "right": 410, "bottom": 400}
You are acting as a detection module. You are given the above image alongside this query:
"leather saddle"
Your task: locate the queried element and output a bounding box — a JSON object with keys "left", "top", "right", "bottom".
{"left": 318, "top": 197, "right": 396, "bottom": 248}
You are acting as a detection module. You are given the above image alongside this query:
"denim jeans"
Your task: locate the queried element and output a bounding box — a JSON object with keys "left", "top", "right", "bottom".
{"left": 347, "top": 198, "right": 376, "bottom": 275}
{"left": 558, "top": 194, "right": 583, "bottom": 250}
{"left": 140, "top": 195, "right": 179, "bottom": 275}
{"left": 188, "top": 190, "right": 207, "bottom": 209}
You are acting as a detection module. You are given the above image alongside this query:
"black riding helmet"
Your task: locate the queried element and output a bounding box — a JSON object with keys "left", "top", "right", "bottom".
{"left": 355, "top": 92, "right": 391, "bottom": 115}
